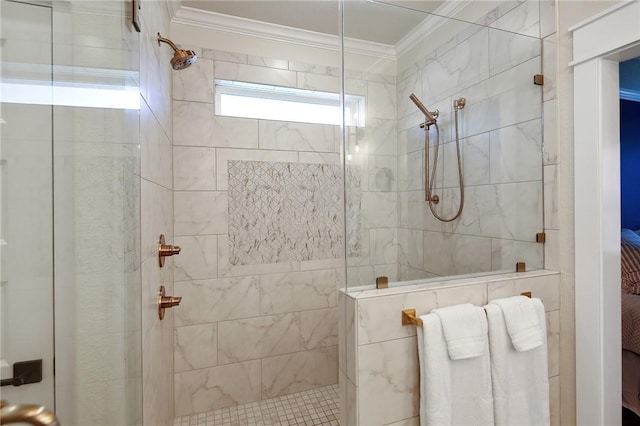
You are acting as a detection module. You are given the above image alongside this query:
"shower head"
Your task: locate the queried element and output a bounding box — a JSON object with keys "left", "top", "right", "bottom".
{"left": 409, "top": 93, "right": 437, "bottom": 125}
{"left": 157, "top": 33, "right": 197, "bottom": 70}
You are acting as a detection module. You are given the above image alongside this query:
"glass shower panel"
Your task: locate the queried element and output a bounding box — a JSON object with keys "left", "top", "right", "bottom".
{"left": 343, "top": 1, "right": 543, "bottom": 290}
{"left": 51, "top": 1, "right": 141, "bottom": 425}
{"left": 0, "top": 0, "right": 55, "bottom": 410}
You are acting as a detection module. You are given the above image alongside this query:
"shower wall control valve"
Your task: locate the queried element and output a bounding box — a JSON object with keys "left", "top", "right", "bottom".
{"left": 158, "top": 234, "right": 181, "bottom": 267}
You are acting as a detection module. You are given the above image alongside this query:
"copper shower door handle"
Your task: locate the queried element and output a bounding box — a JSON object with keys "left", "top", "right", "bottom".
{"left": 158, "top": 234, "right": 181, "bottom": 267}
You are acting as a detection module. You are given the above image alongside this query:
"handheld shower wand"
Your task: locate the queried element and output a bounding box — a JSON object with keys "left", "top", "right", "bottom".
{"left": 409, "top": 93, "right": 438, "bottom": 126}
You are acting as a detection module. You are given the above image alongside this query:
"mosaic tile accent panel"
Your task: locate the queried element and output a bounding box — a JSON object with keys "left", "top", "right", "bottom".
{"left": 345, "top": 165, "right": 362, "bottom": 258}
{"left": 228, "top": 160, "right": 343, "bottom": 265}
{"left": 173, "top": 384, "right": 339, "bottom": 426}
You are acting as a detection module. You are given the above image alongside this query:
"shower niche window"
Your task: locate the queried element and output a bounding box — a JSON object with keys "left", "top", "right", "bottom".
{"left": 215, "top": 79, "right": 364, "bottom": 126}
{"left": 343, "top": 1, "right": 545, "bottom": 290}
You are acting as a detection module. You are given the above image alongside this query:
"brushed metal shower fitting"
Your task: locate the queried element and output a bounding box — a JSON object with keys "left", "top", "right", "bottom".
{"left": 158, "top": 234, "right": 181, "bottom": 267}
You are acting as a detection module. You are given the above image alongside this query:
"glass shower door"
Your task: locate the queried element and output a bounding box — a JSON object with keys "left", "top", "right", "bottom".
{"left": 0, "top": 0, "right": 55, "bottom": 412}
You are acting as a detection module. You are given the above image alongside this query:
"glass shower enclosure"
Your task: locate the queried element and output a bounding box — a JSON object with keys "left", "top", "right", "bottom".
{"left": 342, "top": 0, "right": 545, "bottom": 290}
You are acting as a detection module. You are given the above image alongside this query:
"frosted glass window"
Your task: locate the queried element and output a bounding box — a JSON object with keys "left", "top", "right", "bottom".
{"left": 215, "top": 79, "right": 364, "bottom": 127}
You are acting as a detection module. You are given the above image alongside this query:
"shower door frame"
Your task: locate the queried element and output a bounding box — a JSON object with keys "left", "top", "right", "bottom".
{"left": 572, "top": 2, "right": 640, "bottom": 424}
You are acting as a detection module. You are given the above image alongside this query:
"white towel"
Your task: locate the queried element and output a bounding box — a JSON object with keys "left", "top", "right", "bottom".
{"left": 485, "top": 298, "right": 550, "bottom": 426}
{"left": 432, "top": 303, "right": 487, "bottom": 359}
{"left": 417, "top": 312, "right": 494, "bottom": 426}
{"left": 490, "top": 296, "right": 544, "bottom": 352}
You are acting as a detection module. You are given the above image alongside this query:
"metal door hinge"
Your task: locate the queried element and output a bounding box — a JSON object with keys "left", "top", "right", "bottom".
{"left": 534, "top": 74, "right": 544, "bottom": 85}
{"left": 536, "top": 232, "right": 546, "bottom": 243}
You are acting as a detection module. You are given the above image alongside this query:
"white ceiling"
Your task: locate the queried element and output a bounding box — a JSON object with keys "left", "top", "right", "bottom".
{"left": 180, "top": 0, "right": 446, "bottom": 45}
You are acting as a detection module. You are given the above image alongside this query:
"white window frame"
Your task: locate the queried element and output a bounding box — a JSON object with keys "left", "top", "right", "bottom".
{"left": 214, "top": 79, "right": 365, "bottom": 127}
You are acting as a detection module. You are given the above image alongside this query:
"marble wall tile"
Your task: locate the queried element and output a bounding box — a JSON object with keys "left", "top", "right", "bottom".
{"left": 544, "top": 164, "right": 559, "bottom": 230}
{"left": 215, "top": 61, "right": 296, "bottom": 87}
{"left": 300, "top": 307, "right": 338, "bottom": 349}
{"left": 248, "top": 55, "right": 288, "bottom": 69}
{"left": 399, "top": 264, "right": 437, "bottom": 282}
{"left": 458, "top": 57, "right": 541, "bottom": 139}
{"left": 216, "top": 148, "right": 298, "bottom": 190}
{"left": 201, "top": 49, "right": 247, "bottom": 63}
{"left": 173, "top": 101, "right": 259, "bottom": 148}
{"left": 368, "top": 155, "right": 397, "bottom": 192}
{"left": 452, "top": 181, "right": 543, "bottom": 241}
{"left": 339, "top": 372, "right": 348, "bottom": 426}
{"left": 368, "top": 81, "right": 397, "bottom": 120}
{"left": 370, "top": 228, "right": 398, "bottom": 265}
{"left": 347, "top": 377, "right": 357, "bottom": 425}
{"left": 462, "top": 132, "right": 491, "bottom": 186}
{"left": 387, "top": 418, "right": 420, "bottom": 426}
{"left": 550, "top": 375, "right": 560, "bottom": 426}
{"left": 374, "top": 264, "right": 399, "bottom": 282}
{"left": 346, "top": 265, "right": 375, "bottom": 288}
{"left": 173, "top": 146, "right": 216, "bottom": 190}
{"left": 346, "top": 294, "right": 357, "bottom": 384}
{"left": 173, "top": 57, "right": 214, "bottom": 103}
{"left": 141, "top": 100, "right": 172, "bottom": 189}
{"left": 356, "top": 118, "right": 397, "bottom": 156}
{"left": 260, "top": 269, "right": 337, "bottom": 315}
{"left": 491, "top": 238, "right": 544, "bottom": 271}
{"left": 217, "top": 234, "right": 299, "bottom": 278}
{"left": 435, "top": 283, "right": 488, "bottom": 307}
{"left": 174, "top": 323, "right": 217, "bottom": 372}
{"left": 174, "top": 276, "right": 260, "bottom": 326}
{"left": 490, "top": 119, "right": 543, "bottom": 184}
{"left": 547, "top": 310, "right": 560, "bottom": 377}
{"left": 174, "top": 360, "right": 261, "bottom": 416}
{"left": 399, "top": 125, "right": 425, "bottom": 155}
{"left": 260, "top": 269, "right": 338, "bottom": 315}
{"left": 543, "top": 99, "right": 558, "bottom": 165}
{"left": 423, "top": 231, "right": 493, "bottom": 276}
{"left": 258, "top": 121, "right": 337, "bottom": 152}
{"left": 357, "top": 291, "right": 437, "bottom": 345}
{"left": 399, "top": 191, "right": 426, "bottom": 230}
{"left": 174, "top": 191, "right": 227, "bottom": 236}
{"left": 490, "top": 0, "right": 540, "bottom": 38}
{"left": 173, "top": 235, "right": 218, "bottom": 281}
{"left": 542, "top": 35, "right": 557, "bottom": 101}
{"left": 487, "top": 273, "right": 560, "bottom": 311}
{"left": 398, "top": 228, "right": 424, "bottom": 270}
{"left": 217, "top": 313, "right": 300, "bottom": 364}
{"left": 398, "top": 150, "right": 424, "bottom": 191}
{"left": 261, "top": 346, "right": 338, "bottom": 399}
{"left": 297, "top": 72, "right": 340, "bottom": 92}
{"left": 489, "top": 28, "right": 541, "bottom": 76}
{"left": 289, "top": 61, "right": 339, "bottom": 77}
{"left": 358, "top": 338, "right": 419, "bottom": 425}
{"left": 140, "top": 180, "right": 172, "bottom": 265}
{"left": 299, "top": 151, "right": 341, "bottom": 165}
{"left": 397, "top": 71, "right": 422, "bottom": 119}
{"left": 362, "top": 192, "right": 398, "bottom": 228}
{"left": 544, "top": 229, "right": 560, "bottom": 271}
{"left": 421, "top": 28, "right": 489, "bottom": 104}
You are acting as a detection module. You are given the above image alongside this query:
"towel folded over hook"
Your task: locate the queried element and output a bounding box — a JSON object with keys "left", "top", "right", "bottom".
{"left": 432, "top": 303, "right": 487, "bottom": 359}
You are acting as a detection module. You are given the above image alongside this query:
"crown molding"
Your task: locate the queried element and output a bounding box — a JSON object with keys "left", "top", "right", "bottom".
{"left": 167, "top": 0, "right": 181, "bottom": 21}
{"left": 170, "top": 0, "right": 473, "bottom": 61}
{"left": 172, "top": 6, "right": 396, "bottom": 59}
{"left": 394, "top": 0, "right": 472, "bottom": 58}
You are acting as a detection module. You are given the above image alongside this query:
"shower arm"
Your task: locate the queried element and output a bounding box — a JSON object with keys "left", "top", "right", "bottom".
{"left": 157, "top": 33, "right": 179, "bottom": 52}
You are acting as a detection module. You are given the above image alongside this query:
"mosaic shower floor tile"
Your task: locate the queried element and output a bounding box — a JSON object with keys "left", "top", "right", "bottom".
{"left": 173, "top": 384, "right": 340, "bottom": 426}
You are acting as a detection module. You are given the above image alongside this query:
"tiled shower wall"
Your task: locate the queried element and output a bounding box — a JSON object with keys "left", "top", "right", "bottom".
{"left": 170, "top": 48, "right": 382, "bottom": 416}
{"left": 395, "top": 0, "right": 549, "bottom": 280}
